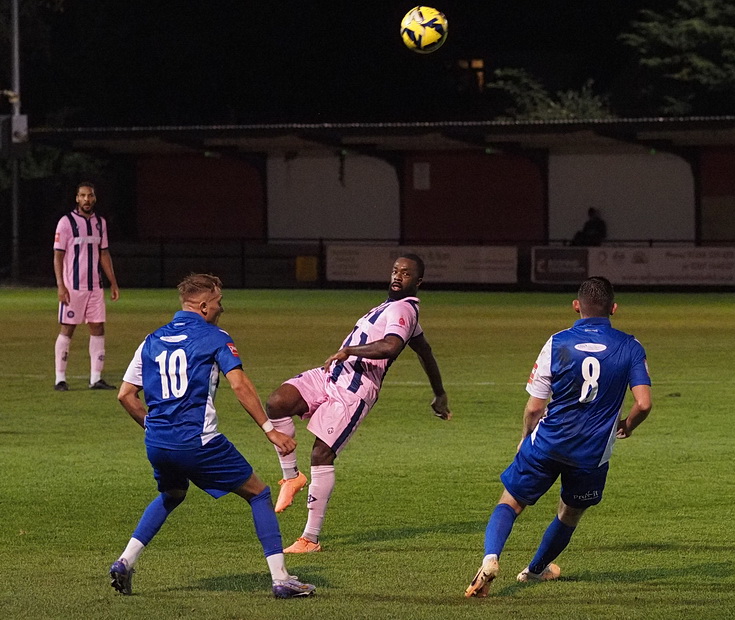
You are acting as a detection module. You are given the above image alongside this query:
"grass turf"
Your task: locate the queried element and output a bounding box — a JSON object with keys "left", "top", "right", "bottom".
{"left": 0, "top": 287, "right": 733, "bottom": 619}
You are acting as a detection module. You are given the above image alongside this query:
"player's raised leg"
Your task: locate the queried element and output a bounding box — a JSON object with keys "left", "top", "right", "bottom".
{"left": 266, "top": 383, "right": 310, "bottom": 513}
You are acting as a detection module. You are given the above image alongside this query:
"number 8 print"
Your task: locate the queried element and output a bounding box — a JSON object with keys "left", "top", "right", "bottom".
{"left": 579, "top": 356, "right": 600, "bottom": 403}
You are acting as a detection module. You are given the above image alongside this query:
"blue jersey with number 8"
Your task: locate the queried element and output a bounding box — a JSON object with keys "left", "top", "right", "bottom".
{"left": 525, "top": 317, "right": 650, "bottom": 468}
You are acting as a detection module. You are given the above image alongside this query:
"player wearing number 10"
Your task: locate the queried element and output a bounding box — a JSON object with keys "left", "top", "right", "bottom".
{"left": 111, "top": 274, "right": 314, "bottom": 599}
{"left": 466, "top": 276, "right": 652, "bottom": 597}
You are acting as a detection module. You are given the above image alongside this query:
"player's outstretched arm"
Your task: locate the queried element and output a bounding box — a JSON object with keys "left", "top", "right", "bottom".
{"left": 118, "top": 381, "right": 147, "bottom": 428}
{"left": 617, "top": 384, "right": 652, "bottom": 439}
{"left": 321, "top": 335, "right": 404, "bottom": 373}
{"left": 225, "top": 368, "right": 296, "bottom": 455}
{"left": 408, "top": 334, "right": 451, "bottom": 420}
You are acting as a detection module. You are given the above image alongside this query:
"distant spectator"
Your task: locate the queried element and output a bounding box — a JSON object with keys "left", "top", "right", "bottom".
{"left": 572, "top": 208, "right": 607, "bottom": 246}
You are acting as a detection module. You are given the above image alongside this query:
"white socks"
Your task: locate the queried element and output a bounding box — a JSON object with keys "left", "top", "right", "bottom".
{"left": 89, "top": 335, "right": 105, "bottom": 384}
{"left": 54, "top": 334, "right": 71, "bottom": 383}
{"left": 55, "top": 334, "right": 107, "bottom": 384}
{"left": 266, "top": 553, "right": 289, "bottom": 581}
{"left": 303, "top": 465, "right": 335, "bottom": 542}
{"left": 271, "top": 417, "right": 299, "bottom": 479}
{"left": 118, "top": 537, "right": 145, "bottom": 568}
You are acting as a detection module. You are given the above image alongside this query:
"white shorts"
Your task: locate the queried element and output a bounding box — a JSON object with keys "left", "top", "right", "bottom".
{"left": 58, "top": 288, "right": 106, "bottom": 325}
{"left": 285, "top": 367, "right": 378, "bottom": 455}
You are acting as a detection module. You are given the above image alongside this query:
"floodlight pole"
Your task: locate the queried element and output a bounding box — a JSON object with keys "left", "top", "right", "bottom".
{"left": 10, "top": 0, "right": 21, "bottom": 282}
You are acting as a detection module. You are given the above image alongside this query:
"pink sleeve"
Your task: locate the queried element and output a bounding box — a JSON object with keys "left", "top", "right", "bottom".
{"left": 383, "top": 301, "right": 420, "bottom": 343}
{"left": 54, "top": 217, "right": 69, "bottom": 251}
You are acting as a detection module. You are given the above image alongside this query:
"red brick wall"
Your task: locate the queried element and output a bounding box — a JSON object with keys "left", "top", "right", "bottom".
{"left": 402, "top": 152, "right": 545, "bottom": 243}
{"left": 136, "top": 154, "right": 265, "bottom": 240}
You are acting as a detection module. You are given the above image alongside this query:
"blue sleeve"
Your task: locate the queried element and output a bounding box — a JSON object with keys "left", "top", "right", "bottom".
{"left": 628, "top": 339, "right": 651, "bottom": 388}
{"left": 213, "top": 331, "right": 243, "bottom": 376}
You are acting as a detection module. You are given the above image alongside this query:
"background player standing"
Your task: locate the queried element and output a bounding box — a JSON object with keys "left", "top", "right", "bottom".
{"left": 266, "top": 254, "right": 452, "bottom": 553}
{"left": 53, "top": 181, "right": 119, "bottom": 391}
{"left": 111, "top": 273, "right": 315, "bottom": 599}
{"left": 465, "top": 276, "right": 652, "bottom": 597}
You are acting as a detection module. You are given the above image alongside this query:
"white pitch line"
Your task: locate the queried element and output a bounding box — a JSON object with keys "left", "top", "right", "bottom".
{"left": 384, "top": 380, "right": 721, "bottom": 386}
{"left": 4, "top": 374, "right": 721, "bottom": 387}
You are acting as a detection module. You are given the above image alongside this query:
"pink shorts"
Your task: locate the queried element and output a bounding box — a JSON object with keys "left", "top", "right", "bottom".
{"left": 58, "top": 288, "right": 106, "bottom": 325}
{"left": 285, "top": 367, "right": 378, "bottom": 455}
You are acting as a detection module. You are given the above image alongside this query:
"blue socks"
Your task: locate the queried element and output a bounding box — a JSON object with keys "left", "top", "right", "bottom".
{"left": 248, "top": 486, "right": 283, "bottom": 557}
{"left": 528, "top": 516, "right": 576, "bottom": 574}
{"left": 130, "top": 488, "right": 283, "bottom": 558}
{"left": 132, "top": 492, "right": 185, "bottom": 545}
{"left": 484, "top": 503, "right": 518, "bottom": 557}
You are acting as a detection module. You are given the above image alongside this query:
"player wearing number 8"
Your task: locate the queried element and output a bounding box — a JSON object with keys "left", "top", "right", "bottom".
{"left": 465, "top": 276, "right": 652, "bottom": 598}
{"left": 110, "top": 274, "right": 314, "bottom": 598}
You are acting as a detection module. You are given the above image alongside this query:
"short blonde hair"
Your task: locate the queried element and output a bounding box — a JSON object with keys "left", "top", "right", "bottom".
{"left": 177, "top": 273, "right": 223, "bottom": 302}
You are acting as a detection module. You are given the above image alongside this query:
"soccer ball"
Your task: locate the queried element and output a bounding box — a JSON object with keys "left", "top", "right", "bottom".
{"left": 400, "top": 6, "right": 448, "bottom": 54}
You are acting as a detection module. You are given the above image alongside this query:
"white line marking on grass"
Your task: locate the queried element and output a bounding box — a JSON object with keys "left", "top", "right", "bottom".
{"left": 7, "top": 374, "right": 89, "bottom": 380}
{"left": 386, "top": 380, "right": 719, "bottom": 387}
{"left": 6, "top": 374, "right": 719, "bottom": 387}
{"left": 388, "top": 381, "right": 500, "bottom": 386}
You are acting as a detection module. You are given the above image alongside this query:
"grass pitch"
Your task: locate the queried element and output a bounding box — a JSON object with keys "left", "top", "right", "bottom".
{"left": 0, "top": 287, "right": 733, "bottom": 619}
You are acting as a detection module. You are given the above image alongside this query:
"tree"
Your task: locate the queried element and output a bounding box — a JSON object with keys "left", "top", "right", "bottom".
{"left": 486, "top": 68, "right": 614, "bottom": 121}
{"left": 619, "top": 0, "right": 735, "bottom": 116}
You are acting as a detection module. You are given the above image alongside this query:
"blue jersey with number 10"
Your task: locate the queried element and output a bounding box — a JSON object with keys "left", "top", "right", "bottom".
{"left": 123, "top": 311, "right": 243, "bottom": 450}
{"left": 526, "top": 317, "right": 650, "bottom": 468}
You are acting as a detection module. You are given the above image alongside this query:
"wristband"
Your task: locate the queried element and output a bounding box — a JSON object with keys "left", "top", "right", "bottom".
{"left": 261, "top": 420, "right": 275, "bottom": 433}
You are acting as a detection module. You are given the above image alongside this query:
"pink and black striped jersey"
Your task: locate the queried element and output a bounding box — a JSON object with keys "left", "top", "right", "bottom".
{"left": 54, "top": 210, "right": 109, "bottom": 291}
{"left": 327, "top": 296, "right": 423, "bottom": 400}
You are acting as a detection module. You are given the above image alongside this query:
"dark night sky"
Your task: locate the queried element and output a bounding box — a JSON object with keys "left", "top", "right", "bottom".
{"left": 11, "top": 1, "right": 673, "bottom": 127}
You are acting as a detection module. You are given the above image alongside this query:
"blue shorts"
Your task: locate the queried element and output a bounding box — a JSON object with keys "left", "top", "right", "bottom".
{"left": 146, "top": 434, "right": 253, "bottom": 499}
{"left": 500, "top": 437, "right": 609, "bottom": 508}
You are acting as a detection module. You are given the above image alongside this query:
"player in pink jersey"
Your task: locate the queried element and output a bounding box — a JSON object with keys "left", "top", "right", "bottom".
{"left": 53, "top": 182, "right": 120, "bottom": 391}
{"left": 266, "top": 254, "right": 452, "bottom": 553}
